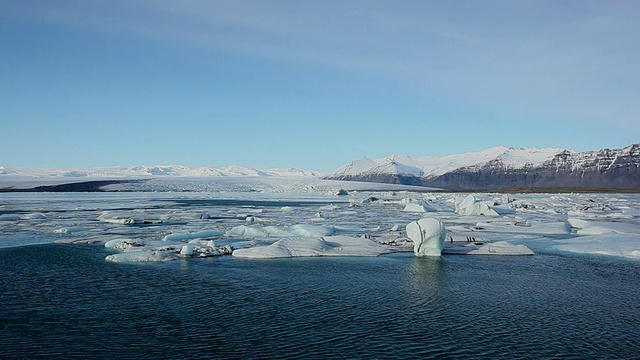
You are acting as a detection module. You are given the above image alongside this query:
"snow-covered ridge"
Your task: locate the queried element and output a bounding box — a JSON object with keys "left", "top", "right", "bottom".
{"left": 328, "top": 146, "right": 566, "bottom": 178}
{"left": 0, "top": 164, "right": 322, "bottom": 178}
{"left": 325, "top": 144, "right": 640, "bottom": 189}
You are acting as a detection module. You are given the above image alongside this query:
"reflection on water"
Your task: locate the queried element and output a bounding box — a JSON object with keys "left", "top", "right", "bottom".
{"left": 406, "top": 256, "right": 445, "bottom": 305}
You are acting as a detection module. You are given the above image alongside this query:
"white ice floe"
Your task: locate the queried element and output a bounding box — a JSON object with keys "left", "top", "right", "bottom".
{"left": 22, "top": 213, "right": 47, "bottom": 220}
{"left": 403, "top": 202, "right": 429, "bottom": 213}
{"left": 97, "top": 211, "right": 195, "bottom": 225}
{"left": 553, "top": 218, "right": 640, "bottom": 258}
{"left": 443, "top": 241, "right": 534, "bottom": 256}
{"left": 406, "top": 218, "right": 446, "bottom": 257}
{"left": 104, "top": 238, "right": 145, "bottom": 251}
{"left": 162, "top": 230, "right": 223, "bottom": 242}
{"left": 455, "top": 194, "right": 499, "bottom": 216}
{"left": 567, "top": 218, "right": 640, "bottom": 236}
{"left": 232, "top": 236, "right": 390, "bottom": 258}
{"left": 224, "top": 224, "right": 335, "bottom": 239}
{"left": 54, "top": 227, "right": 90, "bottom": 234}
{"left": 105, "top": 250, "right": 180, "bottom": 263}
{"left": 105, "top": 241, "right": 233, "bottom": 262}
{"left": 469, "top": 220, "right": 570, "bottom": 236}
{"left": 554, "top": 234, "right": 640, "bottom": 259}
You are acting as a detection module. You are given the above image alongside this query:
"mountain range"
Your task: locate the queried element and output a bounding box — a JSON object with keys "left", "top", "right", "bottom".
{"left": 0, "top": 164, "right": 321, "bottom": 178}
{"left": 323, "top": 144, "right": 640, "bottom": 190}
{"left": 3, "top": 144, "right": 639, "bottom": 190}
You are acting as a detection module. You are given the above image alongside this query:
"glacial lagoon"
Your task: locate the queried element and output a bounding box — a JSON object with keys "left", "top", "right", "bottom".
{"left": 1, "top": 178, "right": 639, "bottom": 359}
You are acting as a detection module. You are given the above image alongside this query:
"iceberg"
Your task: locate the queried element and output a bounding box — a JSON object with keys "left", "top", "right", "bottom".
{"left": 443, "top": 241, "right": 534, "bottom": 256}
{"left": 224, "top": 224, "right": 335, "bottom": 239}
{"left": 105, "top": 250, "right": 179, "bottom": 263}
{"left": 54, "top": 227, "right": 90, "bottom": 234}
{"left": 403, "top": 203, "right": 429, "bottom": 213}
{"left": 232, "top": 236, "right": 390, "bottom": 259}
{"left": 97, "top": 211, "right": 194, "bottom": 225}
{"left": 104, "top": 240, "right": 233, "bottom": 262}
{"left": 104, "top": 238, "right": 144, "bottom": 251}
{"left": 556, "top": 218, "right": 640, "bottom": 258}
{"left": 568, "top": 217, "right": 639, "bottom": 236}
{"left": 162, "top": 230, "right": 223, "bottom": 242}
{"left": 554, "top": 234, "right": 640, "bottom": 259}
{"left": 406, "top": 218, "right": 446, "bottom": 257}
{"left": 455, "top": 194, "right": 499, "bottom": 216}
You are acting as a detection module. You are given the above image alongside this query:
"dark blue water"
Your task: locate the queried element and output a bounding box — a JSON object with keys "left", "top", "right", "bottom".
{"left": 1, "top": 245, "right": 639, "bottom": 359}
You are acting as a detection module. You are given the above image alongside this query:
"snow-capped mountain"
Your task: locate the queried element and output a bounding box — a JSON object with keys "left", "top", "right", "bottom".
{"left": 324, "top": 144, "right": 640, "bottom": 190}
{"left": 0, "top": 164, "right": 322, "bottom": 179}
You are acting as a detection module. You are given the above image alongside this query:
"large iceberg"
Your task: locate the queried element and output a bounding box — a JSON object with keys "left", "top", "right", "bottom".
{"left": 232, "top": 236, "right": 390, "bottom": 259}
{"left": 225, "top": 224, "right": 335, "bottom": 239}
{"left": 406, "top": 218, "right": 446, "bottom": 257}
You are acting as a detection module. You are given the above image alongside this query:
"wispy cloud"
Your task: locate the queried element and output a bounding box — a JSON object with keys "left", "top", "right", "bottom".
{"left": 4, "top": 0, "right": 640, "bottom": 128}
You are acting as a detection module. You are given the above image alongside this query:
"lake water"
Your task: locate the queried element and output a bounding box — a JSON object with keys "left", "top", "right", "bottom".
{"left": 1, "top": 244, "right": 638, "bottom": 359}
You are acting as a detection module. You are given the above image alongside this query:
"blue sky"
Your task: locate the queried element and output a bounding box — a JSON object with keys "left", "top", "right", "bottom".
{"left": 1, "top": 0, "right": 639, "bottom": 171}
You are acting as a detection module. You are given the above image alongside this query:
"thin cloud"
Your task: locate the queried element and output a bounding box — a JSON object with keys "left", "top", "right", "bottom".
{"left": 3, "top": 0, "right": 639, "bottom": 130}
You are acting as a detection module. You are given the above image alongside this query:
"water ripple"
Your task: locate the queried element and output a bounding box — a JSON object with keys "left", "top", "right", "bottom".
{"left": 1, "top": 246, "right": 639, "bottom": 359}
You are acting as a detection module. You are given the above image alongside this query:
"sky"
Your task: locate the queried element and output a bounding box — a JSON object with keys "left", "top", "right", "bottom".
{"left": 1, "top": 0, "right": 639, "bottom": 171}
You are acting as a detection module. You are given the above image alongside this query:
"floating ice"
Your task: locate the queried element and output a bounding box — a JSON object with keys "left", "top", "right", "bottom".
{"left": 105, "top": 240, "right": 233, "bottom": 262}
{"left": 568, "top": 218, "right": 639, "bottom": 236}
{"left": 443, "top": 241, "right": 534, "bottom": 256}
{"left": 54, "top": 227, "right": 90, "bottom": 234}
{"left": 224, "top": 225, "right": 269, "bottom": 238}
{"left": 403, "top": 203, "right": 429, "bottom": 213}
{"left": 406, "top": 218, "right": 446, "bottom": 257}
{"left": 104, "top": 238, "right": 144, "bottom": 250}
{"left": 469, "top": 220, "right": 570, "bottom": 235}
{"left": 232, "top": 236, "right": 390, "bottom": 258}
{"left": 554, "top": 218, "right": 640, "bottom": 258}
{"left": 97, "top": 211, "right": 191, "bottom": 225}
{"left": 22, "top": 213, "right": 47, "bottom": 220}
{"left": 105, "top": 250, "right": 179, "bottom": 263}
{"left": 455, "top": 194, "right": 499, "bottom": 216}
{"left": 162, "top": 230, "right": 223, "bottom": 242}
{"left": 554, "top": 234, "right": 640, "bottom": 259}
{"left": 180, "top": 244, "right": 194, "bottom": 257}
{"left": 225, "top": 224, "right": 335, "bottom": 239}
